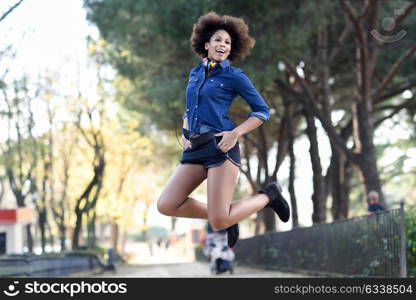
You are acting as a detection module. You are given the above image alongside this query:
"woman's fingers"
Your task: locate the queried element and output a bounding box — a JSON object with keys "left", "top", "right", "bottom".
{"left": 183, "top": 138, "right": 191, "bottom": 150}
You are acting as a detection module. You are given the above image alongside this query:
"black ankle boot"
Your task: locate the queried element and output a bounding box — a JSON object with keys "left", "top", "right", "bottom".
{"left": 226, "top": 223, "right": 239, "bottom": 248}
{"left": 259, "top": 182, "right": 290, "bottom": 222}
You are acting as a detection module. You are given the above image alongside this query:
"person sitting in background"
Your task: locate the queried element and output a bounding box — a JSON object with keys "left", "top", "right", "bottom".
{"left": 367, "top": 191, "right": 385, "bottom": 213}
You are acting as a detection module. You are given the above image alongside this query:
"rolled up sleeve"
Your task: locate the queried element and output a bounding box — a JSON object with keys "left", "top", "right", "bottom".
{"left": 235, "top": 71, "right": 270, "bottom": 122}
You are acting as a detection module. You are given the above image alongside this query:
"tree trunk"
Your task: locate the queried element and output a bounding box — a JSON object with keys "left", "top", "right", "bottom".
{"left": 328, "top": 122, "right": 353, "bottom": 220}
{"left": 87, "top": 210, "right": 97, "bottom": 249}
{"left": 26, "top": 224, "right": 33, "bottom": 253}
{"left": 283, "top": 95, "right": 299, "bottom": 227}
{"left": 304, "top": 109, "right": 326, "bottom": 223}
{"left": 72, "top": 212, "right": 83, "bottom": 249}
{"left": 46, "top": 220, "right": 55, "bottom": 252}
{"left": 263, "top": 209, "right": 276, "bottom": 233}
{"left": 259, "top": 126, "right": 276, "bottom": 232}
{"left": 342, "top": 0, "right": 385, "bottom": 205}
{"left": 288, "top": 136, "right": 298, "bottom": 227}
{"left": 72, "top": 155, "right": 104, "bottom": 249}
{"left": 330, "top": 146, "right": 346, "bottom": 220}
{"left": 330, "top": 146, "right": 341, "bottom": 219}
{"left": 353, "top": 93, "right": 383, "bottom": 205}
{"left": 111, "top": 221, "right": 119, "bottom": 253}
{"left": 171, "top": 217, "right": 177, "bottom": 231}
{"left": 340, "top": 158, "right": 352, "bottom": 218}
{"left": 38, "top": 210, "right": 46, "bottom": 253}
{"left": 254, "top": 210, "right": 264, "bottom": 235}
{"left": 59, "top": 223, "right": 66, "bottom": 252}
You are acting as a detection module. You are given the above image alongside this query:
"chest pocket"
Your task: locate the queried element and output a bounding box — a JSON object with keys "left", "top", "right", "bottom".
{"left": 207, "top": 78, "right": 234, "bottom": 93}
{"left": 188, "top": 76, "right": 199, "bottom": 86}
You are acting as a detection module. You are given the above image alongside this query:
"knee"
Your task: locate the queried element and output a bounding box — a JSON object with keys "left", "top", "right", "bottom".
{"left": 208, "top": 215, "right": 229, "bottom": 231}
{"left": 156, "top": 198, "right": 175, "bottom": 216}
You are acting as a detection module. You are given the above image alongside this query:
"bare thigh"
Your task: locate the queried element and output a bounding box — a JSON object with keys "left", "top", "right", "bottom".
{"left": 207, "top": 160, "right": 240, "bottom": 229}
{"left": 158, "top": 164, "right": 208, "bottom": 212}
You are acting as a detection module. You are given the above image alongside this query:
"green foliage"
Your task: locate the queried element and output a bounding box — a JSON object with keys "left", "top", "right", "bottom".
{"left": 373, "top": 1, "right": 416, "bottom": 80}
{"left": 406, "top": 206, "right": 416, "bottom": 277}
{"left": 377, "top": 137, "right": 416, "bottom": 206}
{"left": 84, "top": 0, "right": 416, "bottom": 132}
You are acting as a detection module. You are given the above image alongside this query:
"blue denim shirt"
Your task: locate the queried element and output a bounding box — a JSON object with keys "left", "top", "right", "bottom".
{"left": 182, "top": 59, "right": 270, "bottom": 138}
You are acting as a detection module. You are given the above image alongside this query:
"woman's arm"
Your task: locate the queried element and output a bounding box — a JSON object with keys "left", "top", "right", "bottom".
{"left": 182, "top": 115, "right": 188, "bottom": 130}
{"left": 214, "top": 71, "right": 269, "bottom": 152}
{"left": 214, "top": 116, "right": 264, "bottom": 152}
{"left": 231, "top": 116, "right": 264, "bottom": 138}
{"left": 231, "top": 70, "right": 270, "bottom": 138}
{"left": 182, "top": 117, "right": 191, "bottom": 149}
{"left": 234, "top": 70, "right": 270, "bottom": 123}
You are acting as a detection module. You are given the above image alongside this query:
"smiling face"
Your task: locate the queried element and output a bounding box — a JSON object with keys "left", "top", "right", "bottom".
{"left": 204, "top": 29, "right": 231, "bottom": 62}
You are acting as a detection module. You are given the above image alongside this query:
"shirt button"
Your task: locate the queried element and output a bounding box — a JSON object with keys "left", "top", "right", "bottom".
{"left": 195, "top": 105, "right": 198, "bottom": 108}
{"left": 220, "top": 84, "right": 223, "bottom": 87}
{"left": 210, "top": 79, "right": 213, "bottom": 82}
{"left": 186, "top": 108, "right": 189, "bottom": 112}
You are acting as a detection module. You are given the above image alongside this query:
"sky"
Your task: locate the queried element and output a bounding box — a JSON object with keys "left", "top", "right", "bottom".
{"left": 0, "top": 0, "right": 414, "bottom": 236}
{"left": 0, "top": 0, "right": 103, "bottom": 138}
{"left": 1, "top": 0, "right": 96, "bottom": 77}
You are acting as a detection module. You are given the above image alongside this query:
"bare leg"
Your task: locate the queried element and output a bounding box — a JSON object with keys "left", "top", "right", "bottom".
{"left": 157, "top": 164, "right": 208, "bottom": 219}
{"left": 207, "top": 160, "right": 269, "bottom": 230}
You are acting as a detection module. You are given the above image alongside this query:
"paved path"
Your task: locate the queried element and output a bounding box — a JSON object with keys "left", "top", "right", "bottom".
{"left": 68, "top": 241, "right": 311, "bottom": 278}
{"left": 72, "top": 262, "right": 310, "bottom": 278}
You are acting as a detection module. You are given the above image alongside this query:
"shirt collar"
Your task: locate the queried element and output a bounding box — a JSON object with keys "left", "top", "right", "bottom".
{"left": 219, "top": 59, "right": 231, "bottom": 68}
{"left": 201, "top": 57, "right": 231, "bottom": 69}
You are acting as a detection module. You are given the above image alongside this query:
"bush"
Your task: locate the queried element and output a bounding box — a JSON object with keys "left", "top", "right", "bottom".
{"left": 406, "top": 206, "right": 416, "bottom": 277}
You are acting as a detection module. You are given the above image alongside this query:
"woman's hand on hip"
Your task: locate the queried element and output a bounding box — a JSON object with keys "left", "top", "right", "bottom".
{"left": 182, "top": 137, "right": 191, "bottom": 150}
{"left": 214, "top": 131, "right": 238, "bottom": 153}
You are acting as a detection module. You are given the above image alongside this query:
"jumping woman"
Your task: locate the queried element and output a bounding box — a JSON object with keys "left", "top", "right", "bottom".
{"left": 157, "top": 12, "right": 290, "bottom": 247}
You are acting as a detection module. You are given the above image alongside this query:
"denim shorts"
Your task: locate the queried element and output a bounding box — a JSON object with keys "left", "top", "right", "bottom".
{"left": 180, "top": 128, "right": 241, "bottom": 169}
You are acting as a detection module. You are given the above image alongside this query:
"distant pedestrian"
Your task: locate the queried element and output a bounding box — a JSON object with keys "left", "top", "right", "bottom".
{"left": 203, "top": 223, "right": 235, "bottom": 275}
{"left": 367, "top": 191, "right": 385, "bottom": 213}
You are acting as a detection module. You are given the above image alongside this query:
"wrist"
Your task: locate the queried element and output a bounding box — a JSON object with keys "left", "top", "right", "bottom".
{"left": 232, "top": 127, "right": 243, "bottom": 138}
